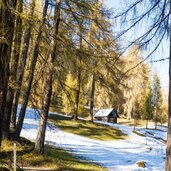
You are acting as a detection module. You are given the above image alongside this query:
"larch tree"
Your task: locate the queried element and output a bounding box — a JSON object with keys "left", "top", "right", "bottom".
{"left": 122, "top": 46, "right": 150, "bottom": 120}
{"left": 15, "top": 0, "right": 49, "bottom": 139}
{"left": 58, "top": 0, "right": 114, "bottom": 120}
{"left": 152, "top": 73, "right": 163, "bottom": 130}
{"left": 0, "top": 0, "right": 17, "bottom": 143}
{"left": 9, "top": 0, "right": 23, "bottom": 131}
{"left": 2, "top": 0, "right": 23, "bottom": 139}
{"left": 62, "top": 73, "right": 77, "bottom": 115}
{"left": 142, "top": 81, "right": 153, "bottom": 129}
{"left": 35, "top": 0, "right": 61, "bottom": 154}
{"left": 11, "top": 0, "right": 36, "bottom": 133}
{"left": 160, "top": 90, "right": 168, "bottom": 125}
{"left": 73, "top": 19, "right": 83, "bottom": 120}
{"left": 113, "top": 0, "right": 171, "bottom": 169}
{"left": 88, "top": 0, "right": 107, "bottom": 122}
{"left": 64, "top": 0, "right": 89, "bottom": 120}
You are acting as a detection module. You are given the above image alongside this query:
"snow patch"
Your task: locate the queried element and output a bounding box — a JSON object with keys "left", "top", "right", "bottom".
{"left": 21, "top": 108, "right": 166, "bottom": 171}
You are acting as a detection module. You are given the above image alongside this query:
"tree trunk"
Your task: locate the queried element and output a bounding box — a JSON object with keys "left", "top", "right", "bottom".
{"left": 3, "top": 0, "right": 23, "bottom": 138}
{"left": 0, "top": 2, "right": 7, "bottom": 145}
{"left": 127, "top": 104, "right": 132, "bottom": 120}
{"left": 155, "top": 120, "right": 157, "bottom": 129}
{"left": 0, "top": 0, "right": 17, "bottom": 140}
{"left": 35, "top": 0, "right": 61, "bottom": 154}
{"left": 0, "top": 43, "right": 8, "bottom": 146}
{"left": 146, "top": 119, "right": 148, "bottom": 129}
{"left": 11, "top": 0, "right": 34, "bottom": 131}
{"left": 35, "top": 72, "right": 52, "bottom": 154}
{"left": 133, "top": 118, "right": 136, "bottom": 131}
{"left": 155, "top": 111, "right": 157, "bottom": 130}
{"left": 166, "top": 5, "right": 171, "bottom": 169}
{"left": 74, "top": 24, "right": 83, "bottom": 120}
{"left": 15, "top": 0, "right": 48, "bottom": 140}
{"left": 74, "top": 69, "right": 81, "bottom": 120}
{"left": 90, "top": 74, "right": 95, "bottom": 122}
{"left": 0, "top": 42, "right": 8, "bottom": 145}
{"left": 9, "top": 0, "right": 23, "bottom": 131}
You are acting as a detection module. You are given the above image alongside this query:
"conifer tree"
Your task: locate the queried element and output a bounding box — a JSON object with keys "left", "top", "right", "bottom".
{"left": 143, "top": 82, "right": 153, "bottom": 128}
{"left": 15, "top": 0, "right": 48, "bottom": 139}
{"left": 113, "top": 1, "right": 170, "bottom": 167}
{"left": 122, "top": 46, "right": 150, "bottom": 120}
{"left": 0, "top": 0, "right": 17, "bottom": 143}
{"left": 35, "top": 0, "right": 61, "bottom": 154}
{"left": 2, "top": 0, "right": 23, "bottom": 138}
{"left": 11, "top": 0, "right": 35, "bottom": 132}
{"left": 152, "top": 73, "right": 163, "bottom": 129}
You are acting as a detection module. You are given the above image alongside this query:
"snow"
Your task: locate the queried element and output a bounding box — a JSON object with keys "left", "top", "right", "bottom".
{"left": 94, "top": 108, "right": 114, "bottom": 117}
{"left": 20, "top": 107, "right": 166, "bottom": 171}
{"left": 136, "top": 126, "right": 167, "bottom": 144}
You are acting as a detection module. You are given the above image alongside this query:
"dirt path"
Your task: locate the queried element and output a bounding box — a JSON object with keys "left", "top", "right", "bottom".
{"left": 22, "top": 167, "right": 57, "bottom": 171}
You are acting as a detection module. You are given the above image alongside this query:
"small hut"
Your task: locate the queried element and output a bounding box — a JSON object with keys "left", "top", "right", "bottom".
{"left": 94, "top": 108, "right": 118, "bottom": 123}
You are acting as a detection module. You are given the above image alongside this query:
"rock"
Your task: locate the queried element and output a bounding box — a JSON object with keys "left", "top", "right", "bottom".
{"left": 146, "top": 146, "right": 152, "bottom": 151}
{"left": 136, "top": 161, "right": 146, "bottom": 168}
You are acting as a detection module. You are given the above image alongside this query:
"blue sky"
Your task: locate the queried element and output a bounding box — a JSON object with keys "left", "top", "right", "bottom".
{"left": 104, "top": 0, "right": 169, "bottom": 90}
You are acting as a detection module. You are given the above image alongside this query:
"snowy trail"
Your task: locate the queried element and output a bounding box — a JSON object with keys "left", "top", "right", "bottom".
{"left": 21, "top": 107, "right": 166, "bottom": 171}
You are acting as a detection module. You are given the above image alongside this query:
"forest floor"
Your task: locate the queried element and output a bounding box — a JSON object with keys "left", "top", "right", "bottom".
{"left": 0, "top": 138, "right": 106, "bottom": 171}
{"left": 48, "top": 114, "right": 126, "bottom": 141}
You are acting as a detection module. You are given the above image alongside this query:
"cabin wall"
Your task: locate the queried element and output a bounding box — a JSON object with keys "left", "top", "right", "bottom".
{"left": 95, "top": 117, "right": 108, "bottom": 122}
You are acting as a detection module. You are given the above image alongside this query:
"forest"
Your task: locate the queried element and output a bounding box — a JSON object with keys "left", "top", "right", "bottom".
{"left": 0, "top": 0, "right": 171, "bottom": 171}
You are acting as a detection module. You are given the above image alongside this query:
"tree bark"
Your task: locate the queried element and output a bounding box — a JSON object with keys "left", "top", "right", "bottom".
{"left": 35, "top": 0, "right": 61, "bottom": 154}
{"left": 35, "top": 71, "right": 52, "bottom": 154}
{"left": 9, "top": 0, "right": 23, "bottom": 131}
{"left": 74, "top": 24, "right": 83, "bottom": 120}
{"left": 133, "top": 118, "right": 136, "bottom": 131}
{"left": 154, "top": 110, "right": 158, "bottom": 130}
{"left": 0, "top": 0, "right": 17, "bottom": 140}
{"left": 2, "top": 0, "right": 23, "bottom": 139}
{"left": 155, "top": 118, "right": 157, "bottom": 129}
{"left": 11, "top": 0, "right": 35, "bottom": 131}
{"left": 0, "top": 35, "right": 8, "bottom": 145}
{"left": 146, "top": 119, "right": 148, "bottom": 129}
{"left": 0, "top": 1, "right": 7, "bottom": 145}
{"left": 14, "top": 0, "right": 48, "bottom": 140}
{"left": 166, "top": 4, "right": 171, "bottom": 169}
{"left": 90, "top": 73, "right": 95, "bottom": 122}
{"left": 74, "top": 69, "right": 81, "bottom": 120}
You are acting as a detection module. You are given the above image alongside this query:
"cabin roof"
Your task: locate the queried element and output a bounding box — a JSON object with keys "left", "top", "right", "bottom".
{"left": 94, "top": 108, "right": 114, "bottom": 117}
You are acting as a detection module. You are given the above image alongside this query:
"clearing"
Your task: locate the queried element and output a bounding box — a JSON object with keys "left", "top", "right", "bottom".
{"left": 8, "top": 107, "right": 167, "bottom": 171}
{"left": 0, "top": 139, "right": 106, "bottom": 171}
{"left": 48, "top": 113, "right": 126, "bottom": 141}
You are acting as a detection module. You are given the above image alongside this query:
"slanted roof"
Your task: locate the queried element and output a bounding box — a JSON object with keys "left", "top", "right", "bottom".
{"left": 94, "top": 108, "right": 114, "bottom": 117}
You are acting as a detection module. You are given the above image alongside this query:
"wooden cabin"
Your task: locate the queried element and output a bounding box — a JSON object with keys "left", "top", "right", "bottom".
{"left": 94, "top": 108, "right": 118, "bottom": 123}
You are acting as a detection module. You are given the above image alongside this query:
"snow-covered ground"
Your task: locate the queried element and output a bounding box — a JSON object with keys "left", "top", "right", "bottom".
{"left": 20, "top": 107, "right": 166, "bottom": 171}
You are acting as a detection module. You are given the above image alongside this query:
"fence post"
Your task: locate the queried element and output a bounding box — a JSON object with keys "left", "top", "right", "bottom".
{"left": 14, "top": 143, "right": 16, "bottom": 171}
